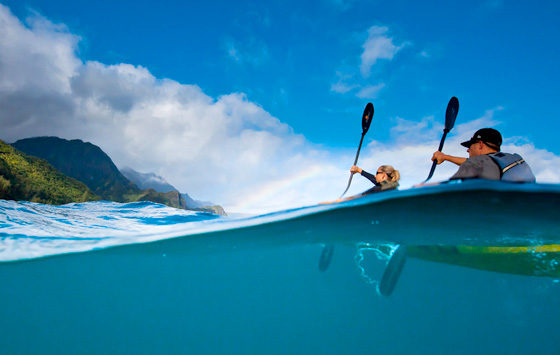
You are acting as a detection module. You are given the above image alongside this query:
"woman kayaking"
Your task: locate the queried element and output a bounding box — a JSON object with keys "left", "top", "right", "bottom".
{"left": 350, "top": 164, "right": 400, "bottom": 194}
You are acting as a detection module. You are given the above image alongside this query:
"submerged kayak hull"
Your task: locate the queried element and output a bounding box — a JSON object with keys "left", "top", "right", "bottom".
{"left": 407, "top": 244, "right": 560, "bottom": 277}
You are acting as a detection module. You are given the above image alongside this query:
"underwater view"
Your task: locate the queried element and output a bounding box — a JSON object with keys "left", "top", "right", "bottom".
{"left": 2, "top": 180, "right": 560, "bottom": 354}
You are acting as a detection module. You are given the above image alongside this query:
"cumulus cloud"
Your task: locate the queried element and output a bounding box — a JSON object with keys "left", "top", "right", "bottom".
{"left": 1, "top": 4, "right": 559, "bottom": 214}
{"left": 360, "top": 25, "right": 407, "bottom": 77}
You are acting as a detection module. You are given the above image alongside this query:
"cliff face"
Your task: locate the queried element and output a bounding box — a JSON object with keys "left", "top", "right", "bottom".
{"left": 120, "top": 167, "right": 176, "bottom": 193}
{"left": 12, "top": 137, "right": 137, "bottom": 202}
{"left": 0, "top": 139, "right": 97, "bottom": 204}
{"left": 9, "top": 136, "right": 225, "bottom": 215}
{"left": 121, "top": 167, "right": 227, "bottom": 216}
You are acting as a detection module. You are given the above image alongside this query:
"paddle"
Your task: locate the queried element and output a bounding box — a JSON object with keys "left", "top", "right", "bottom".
{"left": 319, "top": 103, "right": 374, "bottom": 272}
{"left": 340, "top": 102, "right": 374, "bottom": 198}
{"left": 318, "top": 244, "right": 335, "bottom": 272}
{"left": 377, "top": 98, "right": 458, "bottom": 294}
{"left": 424, "top": 96, "right": 459, "bottom": 182}
{"left": 378, "top": 245, "right": 407, "bottom": 296}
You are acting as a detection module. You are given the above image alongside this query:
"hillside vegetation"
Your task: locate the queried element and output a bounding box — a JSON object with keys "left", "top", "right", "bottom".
{"left": 0, "top": 140, "right": 98, "bottom": 204}
{"left": 10, "top": 137, "right": 215, "bottom": 212}
{"left": 12, "top": 137, "right": 138, "bottom": 202}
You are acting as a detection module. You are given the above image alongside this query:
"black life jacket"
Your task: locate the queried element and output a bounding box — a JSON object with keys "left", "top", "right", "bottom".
{"left": 488, "top": 152, "right": 536, "bottom": 183}
{"left": 361, "top": 181, "right": 399, "bottom": 196}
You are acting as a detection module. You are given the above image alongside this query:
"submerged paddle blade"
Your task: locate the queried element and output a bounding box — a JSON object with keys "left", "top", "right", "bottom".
{"left": 318, "top": 244, "right": 335, "bottom": 272}
{"left": 378, "top": 245, "right": 407, "bottom": 297}
{"left": 362, "top": 102, "right": 374, "bottom": 134}
{"left": 444, "top": 97, "right": 459, "bottom": 132}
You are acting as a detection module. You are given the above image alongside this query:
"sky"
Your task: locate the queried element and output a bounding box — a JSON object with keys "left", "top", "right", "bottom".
{"left": 0, "top": 0, "right": 559, "bottom": 213}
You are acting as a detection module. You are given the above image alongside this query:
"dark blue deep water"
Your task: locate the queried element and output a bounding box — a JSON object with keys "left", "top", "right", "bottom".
{"left": 1, "top": 181, "right": 560, "bottom": 354}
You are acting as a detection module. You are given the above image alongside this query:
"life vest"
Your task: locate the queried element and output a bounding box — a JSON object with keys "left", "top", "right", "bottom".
{"left": 361, "top": 181, "right": 399, "bottom": 196}
{"left": 488, "top": 152, "right": 536, "bottom": 183}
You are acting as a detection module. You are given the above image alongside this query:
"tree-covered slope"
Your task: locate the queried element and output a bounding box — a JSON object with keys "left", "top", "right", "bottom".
{"left": 10, "top": 137, "right": 198, "bottom": 211}
{"left": 0, "top": 139, "right": 98, "bottom": 204}
{"left": 12, "top": 137, "right": 138, "bottom": 202}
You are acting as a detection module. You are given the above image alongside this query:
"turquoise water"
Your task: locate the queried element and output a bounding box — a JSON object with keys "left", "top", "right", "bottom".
{"left": 1, "top": 180, "right": 560, "bottom": 354}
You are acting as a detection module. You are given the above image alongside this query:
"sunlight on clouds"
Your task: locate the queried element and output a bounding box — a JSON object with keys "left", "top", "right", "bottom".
{"left": 0, "top": 4, "right": 80, "bottom": 93}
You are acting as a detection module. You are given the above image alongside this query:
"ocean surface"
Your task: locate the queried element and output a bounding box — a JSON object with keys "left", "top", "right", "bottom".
{"left": 1, "top": 180, "right": 560, "bottom": 354}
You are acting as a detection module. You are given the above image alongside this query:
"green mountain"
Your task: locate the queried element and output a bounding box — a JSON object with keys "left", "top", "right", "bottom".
{"left": 10, "top": 137, "right": 194, "bottom": 211}
{"left": 0, "top": 139, "right": 97, "bottom": 204}
{"left": 12, "top": 137, "right": 137, "bottom": 202}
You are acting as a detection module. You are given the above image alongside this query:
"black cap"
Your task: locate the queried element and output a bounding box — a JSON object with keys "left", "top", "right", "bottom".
{"left": 460, "top": 128, "right": 502, "bottom": 151}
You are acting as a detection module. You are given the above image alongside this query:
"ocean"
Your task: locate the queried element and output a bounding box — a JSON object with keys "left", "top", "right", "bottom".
{"left": 1, "top": 180, "right": 560, "bottom": 354}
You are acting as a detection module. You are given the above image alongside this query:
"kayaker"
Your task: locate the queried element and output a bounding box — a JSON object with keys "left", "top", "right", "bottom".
{"left": 431, "top": 128, "right": 536, "bottom": 182}
{"left": 350, "top": 165, "right": 400, "bottom": 192}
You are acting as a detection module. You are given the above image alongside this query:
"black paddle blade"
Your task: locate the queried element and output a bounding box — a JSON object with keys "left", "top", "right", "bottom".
{"left": 340, "top": 103, "right": 373, "bottom": 198}
{"left": 445, "top": 97, "right": 459, "bottom": 131}
{"left": 318, "top": 244, "right": 335, "bottom": 272}
{"left": 378, "top": 245, "right": 407, "bottom": 297}
{"left": 424, "top": 96, "right": 459, "bottom": 183}
{"left": 362, "top": 102, "right": 374, "bottom": 134}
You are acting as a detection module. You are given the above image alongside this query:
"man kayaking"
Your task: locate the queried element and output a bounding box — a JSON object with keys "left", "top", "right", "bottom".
{"left": 431, "top": 128, "right": 536, "bottom": 182}
{"left": 350, "top": 164, "right": 400, "bottom": 193}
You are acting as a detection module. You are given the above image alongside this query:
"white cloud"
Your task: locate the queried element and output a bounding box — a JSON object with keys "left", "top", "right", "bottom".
{"left": 1, "top": 5, "right": 559, "bottom": 214}
{"left": 356, "top": 83, "right": 386, "bottom": 99}
{"left": 360, "top": 25, "right": 407, "bottom": 77}
{"left": 331, "top": 25, "right": 406, "bottom": 98}
{"left": 330, "top": 82, "right": 357, "bottom": 94}
{"left": 330, "top": 71, "right": 358, "bottom": 94}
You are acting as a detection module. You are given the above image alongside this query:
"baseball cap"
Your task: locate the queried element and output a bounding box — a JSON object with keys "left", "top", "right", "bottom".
{"left": 460, "top": 128, "right": 502, "bottom": 151}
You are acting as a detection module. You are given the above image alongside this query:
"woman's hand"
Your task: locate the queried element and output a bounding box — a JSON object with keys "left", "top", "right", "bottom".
{"left": 350, "top": 165, "right": 362, "bottom": 174}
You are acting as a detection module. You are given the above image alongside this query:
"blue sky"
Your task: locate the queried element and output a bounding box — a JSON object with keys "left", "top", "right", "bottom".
{"left": 1, "top": 0, "right": 559, "bottom": 212}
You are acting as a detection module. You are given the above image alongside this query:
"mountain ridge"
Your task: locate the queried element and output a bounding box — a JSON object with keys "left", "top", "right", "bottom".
{"left": 0, "top": 139, "right": 98, "bottom": 204}
{"left": 120, "top": 166, "right": 225, "bottom": 215}
{"left": 10, "top": 136, "right": 225, "bottom": 214}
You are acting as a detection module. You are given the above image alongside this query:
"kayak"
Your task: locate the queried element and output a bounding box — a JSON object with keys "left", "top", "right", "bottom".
{"left": 407, "top": 244, "right": 560, "bottom": 277}
{"left": 104, "top": 179, "right": 560, "bottom": 252}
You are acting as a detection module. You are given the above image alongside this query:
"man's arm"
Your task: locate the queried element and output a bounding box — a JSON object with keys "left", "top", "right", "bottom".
{"left": 432, "top": 151, "right": 467, "bottom": 166}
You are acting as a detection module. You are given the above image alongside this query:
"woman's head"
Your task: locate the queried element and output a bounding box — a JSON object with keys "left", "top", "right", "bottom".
{"left": 376, "top": 165, "right": 400, "bottom": 183}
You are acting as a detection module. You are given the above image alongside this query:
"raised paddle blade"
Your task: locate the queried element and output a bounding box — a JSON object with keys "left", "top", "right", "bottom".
{"left": 444, "top": 96, "right": 459, "bottom": 132}
{"left": 362, "top": 102, "right": 374, "bottom": 134}
{"left": 340, "top": 102, "right": 375, "bottom": 198}
{"left": 424, "top": 96, "right": 460, "bottom": 182}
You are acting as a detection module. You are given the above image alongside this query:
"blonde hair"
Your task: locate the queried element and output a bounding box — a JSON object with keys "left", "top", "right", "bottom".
{"left": 379, "top": 165, "right": 400, "bottom": 182}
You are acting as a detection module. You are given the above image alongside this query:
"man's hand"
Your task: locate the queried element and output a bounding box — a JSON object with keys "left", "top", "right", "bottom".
{"left": 431, "top": 151, "right": 446, "bottom": 165}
